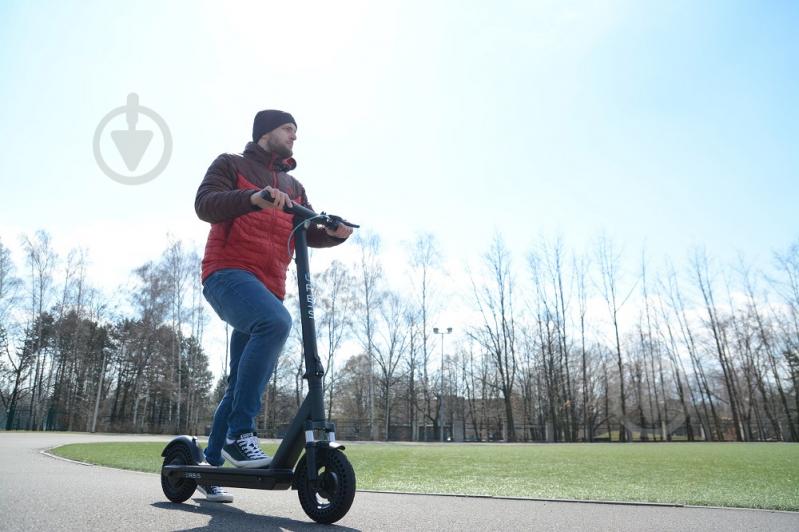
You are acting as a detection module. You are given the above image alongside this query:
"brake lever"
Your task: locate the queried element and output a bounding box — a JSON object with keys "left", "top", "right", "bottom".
{"left": 321, "top": 212, "right": 360, "bottom": 229}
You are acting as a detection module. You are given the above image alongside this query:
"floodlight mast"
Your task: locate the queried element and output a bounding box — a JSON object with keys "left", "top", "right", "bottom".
{"left": 433, "top": 326, "right": 453, "bottom": 442}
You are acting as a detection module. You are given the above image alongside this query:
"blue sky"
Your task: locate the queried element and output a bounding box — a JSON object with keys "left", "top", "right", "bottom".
{"left": 1, "top": 0, "right": 797, "bottom": 372}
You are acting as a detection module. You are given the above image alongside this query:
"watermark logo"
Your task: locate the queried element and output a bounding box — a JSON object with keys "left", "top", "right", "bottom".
{"left": 93, "top": 93, "right": 172, "bottom": 185}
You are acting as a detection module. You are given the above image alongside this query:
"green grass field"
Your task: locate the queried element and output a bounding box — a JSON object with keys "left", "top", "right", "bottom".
{"left": 51, "top": 441, "right": 799, "bottom": 511}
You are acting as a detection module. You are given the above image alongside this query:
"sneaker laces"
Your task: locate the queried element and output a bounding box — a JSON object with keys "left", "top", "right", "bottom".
{"left": 238, "top": 433, "right": 268, "bottom": 459}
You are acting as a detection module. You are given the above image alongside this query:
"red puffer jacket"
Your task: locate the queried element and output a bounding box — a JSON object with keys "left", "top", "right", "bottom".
{"left": 195, "top": 142, "right": 345, "bottom": 300}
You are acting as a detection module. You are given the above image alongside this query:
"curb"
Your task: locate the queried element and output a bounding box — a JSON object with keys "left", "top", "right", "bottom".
{"left": 357, "top": 489, "right": 683, "bottom": 507}
{"left": 358, "top": 489, "right": 799, "bottom": 514}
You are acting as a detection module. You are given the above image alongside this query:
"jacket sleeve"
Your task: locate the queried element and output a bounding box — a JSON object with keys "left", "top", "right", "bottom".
{"left": 298, "top": 184, "right": 349, "bottom": 249}
{"left": 195, "top": 154, "right": 259, "bottom": 224}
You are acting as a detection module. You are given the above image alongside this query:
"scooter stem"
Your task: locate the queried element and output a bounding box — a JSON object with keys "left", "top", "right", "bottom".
{"left": 293, "top": 221, "right": 326, "bottom": 421}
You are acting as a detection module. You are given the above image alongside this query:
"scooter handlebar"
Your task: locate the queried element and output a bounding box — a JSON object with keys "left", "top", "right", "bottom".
{"left": 259, "top": 189, "right": 359, "bottom": 229}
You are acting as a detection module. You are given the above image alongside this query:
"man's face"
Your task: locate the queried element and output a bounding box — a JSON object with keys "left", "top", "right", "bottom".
{"left": 263, "top": 123, "right": 297, "bottom": 158}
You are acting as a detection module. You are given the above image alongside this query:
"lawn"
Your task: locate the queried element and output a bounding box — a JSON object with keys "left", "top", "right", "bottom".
{"left": 51, "top": 441, "right": 799, "bottom": 511}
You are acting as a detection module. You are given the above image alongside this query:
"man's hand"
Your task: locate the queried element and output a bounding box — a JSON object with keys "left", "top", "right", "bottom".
{"left": 326, "top": 224, "right": 353, "bottom": 239}
{"left": 251, "top": 186, "right": 293, "bottom": 210}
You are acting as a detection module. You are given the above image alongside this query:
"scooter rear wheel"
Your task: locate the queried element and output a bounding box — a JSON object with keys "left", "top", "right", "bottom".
{"left": 295, "top": 448, "right": 356, "bottom": 524}
{"left": 161, "top": 444, "right": 197, "bottom": 503}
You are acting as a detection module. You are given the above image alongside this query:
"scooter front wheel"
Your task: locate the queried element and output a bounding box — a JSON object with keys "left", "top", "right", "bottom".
{"left": 295, "top": 448, "right": 356, "bottom": 524}
{"left": 161, "top": 444, "right": 197, "bottom": 503}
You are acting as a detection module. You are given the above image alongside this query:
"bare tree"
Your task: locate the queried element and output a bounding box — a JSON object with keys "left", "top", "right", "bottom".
{"left": 531, "top": 237, "right": 577, "bottom": 441}
{"left": 406, "top": 232, "right": 443, "bottom": 441}
{"left": 662, "top": 264, "right": 715, "bottom": 439}
{"left": 574, "top": 253, "right": 593, "bottom": 441}
{"left": 596, "top": 236, "right": 633, "bottom": 442}
{"left": 314, "top": 260, "right": 356, "bottom": 419}
{"left": 740, "top": 259, "right": 797, "bottom": 441}
{"left": 354, "top": 231, "right": 383, "bottom": 439}
{"left": 373, "top": 291, "right": 409, "bottom": 439}
{"left": 0, "top": 237, "right": 22, "bottom": 426}
{"left": 51, "top": 247, "right": 89, "bottom": 431}
{"left": 772, "top": 241, "right": 799, "bottom": 433}
{"left": 337, "top": 353, "right": 371, "bottom": 439}
{"left": 21, "top": 230, "right": 57, "bottom": 430}
{"left": 123, "top": 260, "right": 169, "bottom": 430}
{"left": 401, "top": 305, "right": 420, "bottom": 440}
{"left": 87, "top": 290, "right": 110, "bottom": 433}
{"left": 654, "top": 276, "right": 699, "bottom": 441}
{"left": 460, "top": 338, "right": 484, "bottom": 441}
{"left": 0, "top": 237, "right": 22, "bottom": 326}
{"left": 640, "top": 252, "right": 668, "bottom": 440}
{"left": 162, "top": 236, "right": 193, "bottom": 432}
{"left": 529, "top": 249, "right": 563, "bottom": 441}
{"left": 693, "top": 250, "right": 744, "bottom": 441}
{"left": 3, "top": 323, "right": 36, "bottom": 430}
{"left": 470, "top": 234, "right": 518, "bottom": 441}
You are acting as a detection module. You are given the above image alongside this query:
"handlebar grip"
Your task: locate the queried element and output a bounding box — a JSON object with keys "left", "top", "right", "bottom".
{"left": 258, "top": 189, "right": 316, "bottom": 219}
{"left": 259, "top": 188, "right": 274, "bottom": 202}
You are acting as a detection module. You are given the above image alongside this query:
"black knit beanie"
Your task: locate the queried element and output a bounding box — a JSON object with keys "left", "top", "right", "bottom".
{"left": 252, "top": 110, "right": 296, "bottom": 142}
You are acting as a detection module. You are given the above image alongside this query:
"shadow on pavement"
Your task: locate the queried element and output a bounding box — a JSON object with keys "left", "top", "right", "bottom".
{"left": 151, "top": 501, "right": 360, "bottom": 532}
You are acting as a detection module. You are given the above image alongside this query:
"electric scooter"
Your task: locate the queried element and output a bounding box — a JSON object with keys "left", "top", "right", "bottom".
{"left": 160, "top": 192, "right": 359, "bottom": 524}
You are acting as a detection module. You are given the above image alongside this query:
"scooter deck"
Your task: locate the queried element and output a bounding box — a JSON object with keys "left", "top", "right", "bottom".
{"left": 162, "top": 464, "right": 295, "bottom": 490}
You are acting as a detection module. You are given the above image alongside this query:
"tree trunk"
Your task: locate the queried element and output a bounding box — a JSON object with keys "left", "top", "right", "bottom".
{"left": 91, "top": 347, "right": 107, "bottom": 433}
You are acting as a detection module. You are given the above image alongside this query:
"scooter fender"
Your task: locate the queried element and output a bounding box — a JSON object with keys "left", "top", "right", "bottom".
{"left": 161, "top": 435, "right": 204, "bottom": 464}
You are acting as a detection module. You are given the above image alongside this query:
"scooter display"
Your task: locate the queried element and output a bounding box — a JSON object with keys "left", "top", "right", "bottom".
{"left": 160, "top": 192, "right": 359, "bottom": 524}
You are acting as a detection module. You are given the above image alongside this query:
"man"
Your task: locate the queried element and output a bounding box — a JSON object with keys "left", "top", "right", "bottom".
{"left": 194, "top": 110, "right": 353, "bottom": 502}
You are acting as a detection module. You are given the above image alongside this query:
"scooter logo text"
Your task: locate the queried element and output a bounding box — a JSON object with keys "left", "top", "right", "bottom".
{"left": 304, "top": 273, "right": 315, "bottom": 320}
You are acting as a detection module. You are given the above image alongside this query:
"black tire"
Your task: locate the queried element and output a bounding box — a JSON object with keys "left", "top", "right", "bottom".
{"left": 160, "top": 444, "right": 197, "bottom": 503}
{"left": 295, "top": 448, "right": 356, "bottom": 524}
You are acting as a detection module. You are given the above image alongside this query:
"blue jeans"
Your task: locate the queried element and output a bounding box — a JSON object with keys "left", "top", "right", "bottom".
{"left": 201, "top": 268, "right": 292, "bottom": 466}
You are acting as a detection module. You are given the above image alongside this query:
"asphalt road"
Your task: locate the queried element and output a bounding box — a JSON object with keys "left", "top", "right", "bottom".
{"left": 0, "top": 432, "right": 796, "bottom": 531}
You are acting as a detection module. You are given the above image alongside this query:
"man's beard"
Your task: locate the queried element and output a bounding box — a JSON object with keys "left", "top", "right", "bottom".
{"left": 267, "top": 137, "right": 293, "bottom": 158}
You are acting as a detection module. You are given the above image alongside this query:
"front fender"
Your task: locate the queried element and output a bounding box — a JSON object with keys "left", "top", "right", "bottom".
{"left": 161, "top": 435, "right": 204, "bottom": 464}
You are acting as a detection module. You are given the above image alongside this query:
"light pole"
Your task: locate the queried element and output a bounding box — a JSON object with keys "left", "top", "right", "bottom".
{"left": 433, "top": 326, "right": 452, "bottom": 442}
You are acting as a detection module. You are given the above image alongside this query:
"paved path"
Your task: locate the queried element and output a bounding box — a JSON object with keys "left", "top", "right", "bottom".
{"left": 0, "top": 432, "right": 796, "bottom": 531}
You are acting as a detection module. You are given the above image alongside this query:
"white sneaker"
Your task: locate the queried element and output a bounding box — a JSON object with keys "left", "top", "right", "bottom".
{"left": 196, "top": 485, "right": 233, "bottom": 503}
